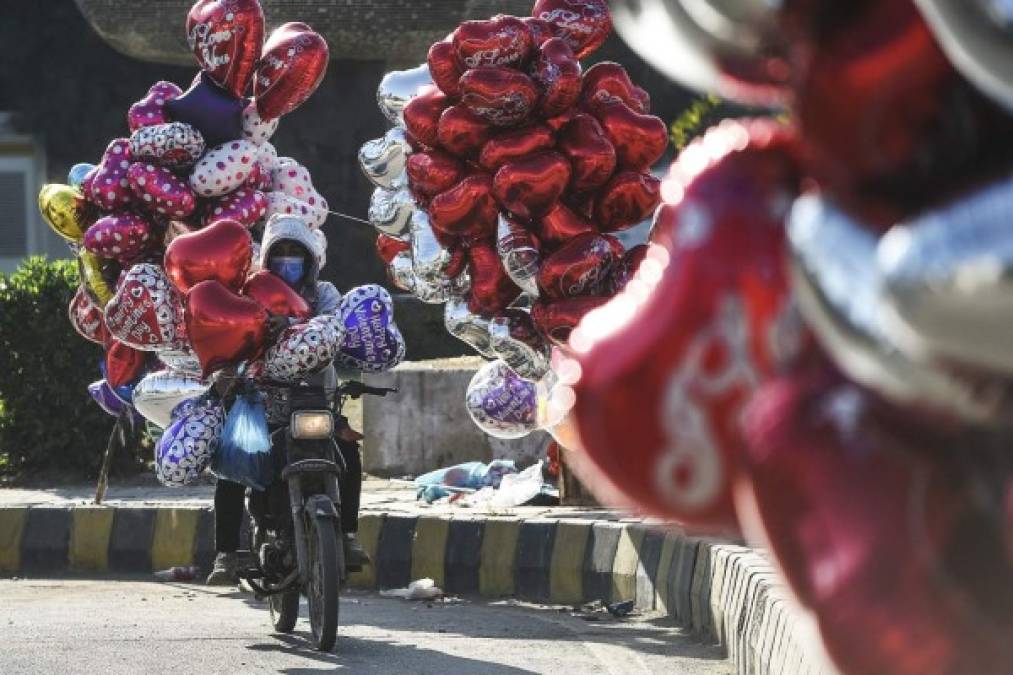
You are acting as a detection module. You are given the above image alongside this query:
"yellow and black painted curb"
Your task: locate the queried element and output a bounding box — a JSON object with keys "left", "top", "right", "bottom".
{"left": 0, "top": 506, "right": 821, "bottom": 675}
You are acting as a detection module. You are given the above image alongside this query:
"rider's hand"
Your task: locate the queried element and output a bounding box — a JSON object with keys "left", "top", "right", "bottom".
{"left": 266, "top": 313, "right": 290, "bottom": 344}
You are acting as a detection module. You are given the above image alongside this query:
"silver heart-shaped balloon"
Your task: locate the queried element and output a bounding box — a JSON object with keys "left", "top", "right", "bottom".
{"left": 411, "top": 210, "right": 454, "bottom": 283}
{"left": 878, "top": 175, "right": 1013, "bottom": 375}
{"left": 376, "top": 63, "right": 434, "bottom": 125}
{"left": 368, "top": 186, "right": 417, "bottom": 237}
{"left": 388, "top": 250, "right": 417, "bottom": 292}
{"left": 358, "top": 127, "right": 411, "bottom": 190}
{"left": 496, "top": 213, "right": 541, "bottom": 297}
{"left": 444, "top": 295, "right": 495, "bottom": 357}
{"left": 789, "top": 193, "right": 1011, "bottom": 424}
{"left": 133, "top": 369, "right": 210, "bottom": 429}
{"left": 489, "top": 309, "right": 551, "bottom": 382}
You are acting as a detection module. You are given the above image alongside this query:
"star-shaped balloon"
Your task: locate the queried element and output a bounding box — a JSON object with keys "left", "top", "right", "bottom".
{"left": 164, "top": 72, "right": 245, "bottom": 148}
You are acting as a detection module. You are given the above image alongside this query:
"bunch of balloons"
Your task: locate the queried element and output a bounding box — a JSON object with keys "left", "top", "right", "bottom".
{"left": 358, "top": 0, "right": 668, "bottom": 438}
{"left": 39, "top": 0, "right": 405, "bottom": 487}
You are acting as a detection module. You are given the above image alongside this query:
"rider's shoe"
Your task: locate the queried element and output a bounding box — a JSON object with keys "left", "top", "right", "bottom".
{"left": 205, "top": 552, "right": 240, "bottom": 586}
{"left": 344, "top": 533, "right": 371, "bottom": 572}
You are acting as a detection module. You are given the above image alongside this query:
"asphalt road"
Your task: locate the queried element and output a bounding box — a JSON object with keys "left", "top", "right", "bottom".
{"left": 0, "top": 579, "right": 731, "bottom": 675}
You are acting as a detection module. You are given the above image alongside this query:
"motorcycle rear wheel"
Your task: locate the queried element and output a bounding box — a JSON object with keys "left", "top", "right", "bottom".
{"left": 307, "top": 515, "right": 342, "bottom": 651}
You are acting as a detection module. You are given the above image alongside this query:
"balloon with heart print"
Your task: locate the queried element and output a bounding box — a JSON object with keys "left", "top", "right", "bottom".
{"left": 127, "top": 163, "right": 197, "bottom": 219}
{"left": 241, "top": 101, "right": 278, "bottom": 145}
{"left": 254, "top": 22, "right": 329, "bottom": 120}
{"left": 377, "top": 63, "right": 435, "bottom": 125}
{"left": 532, "top": 38, "right": 583, "bottom": 117}
{"left": 739, "top": 364, "right": 1013, "bottom": 675}
{"left": 493, "top": 151, "right": 571, "bottom": 220}
{"left": 594, "top": 171, "right": 662, "bottom": 232}
{"left": 271, "top": 158, "right": 328, "bottom": 212}
{"left": 444, "top": 295, "right": 496, "bottom": 357}
{"left": 155, "top": 396, "right": 225, "bottom": 487}
{"left": 158, "top": 348, "right": 203, "bottom": 377}
{"left": 189, "top": 140, "right": 260, "bottom": 198}
{"left": 186, "top": 0, "right": 264, "bottom": 97}
{"left": 69, "top": 285, "right": 110, "bottom": 345}
{"left": 164, "top": 218, "right": 252, "bottom": 293}
{"left": 562, "top": 120, "right": 801, "bottom": 531}
{"left": 459, "top": 67, "right": 540, "bottom": 127}
{"left": 185, "top": 279, "right": 268, "bottom": 376}
{"left": 335, "top": 284, "right": 406, "bottom": 372}
{"left": 556, "top": 113, "right": 617, "bottom": 192}
{"left": 368, "top": 187, "right": 416, "bottom": 237}
{"left": 242, "top": 270, "right": 311, "bottom": 320}
{"left": 264, "top": 191, "right": 327, "bottom": 229}
{"left": 427, "top": 40, "right": 463, "bottom": 97}
{"left": 403, "top": 88, "right": 450, "bottom": 148}
{"left": 132, "top": 369, "right": 211, "bottom": 429}
{"left": 497, "top": 213, "right": 541, "bottom": 297}
{"left": 359, "top": 127, "right": 412, "bottom": 191}
{"left": 532, "top": 0, "right": 612, "bottom": 59}
{"left": 453, "top": 15, "right": 534, "bottom": 69}
{"left": 129, "top": 122, "right": 206, "bottom": 170}
{"left": 437, "top": 104, "right": 492, "bottom": 157}
{"left": 465, "top": 359, "right": 540, "bottom": 439}
{"left": 88, "top": 138, "right": 135, "bottom": 211}
{"left": 594, "top": 101, "right": 668, "bottom": 171}
{"left": 263, "top": 314, "right": 346, "bottom": 383}
{"left": 479, "top": 125, "right": 555, "bottom": 173}
{"left": 536, "top": 201, "right": 596, "bottom": 248}
{"left": 429, "top": 174, "right": 499, "bottom": 242}
{"left": 580, "top": 62, "right": 651, "bottom": 114}
{"left": 468, "top": 241, "right": 522, "bottom": 316}
{"left": 104, "top": 339, "right": 148, "bottom": 389}
{"left": 128, "top": 81, "right": 183, "bottom": 132}
{"left": 537, "top": 232, "right": 620, "bottom": 300}
{"left": 490, "top": 308, "right": 552, "bottom": 381}
{"left": 38, "top": 184, "right": 91, "bottom": 242}
{"left": 406, "top": 149, "right": 465, "bottom": 197}
{"left": 83, "top": 213, "right": 154, "bottom": 264}
{"left": 104, "top": 263, "right": 185, "bottom": 352}
{"left": 202, "top": 188, "right": 267, "bottom": 227}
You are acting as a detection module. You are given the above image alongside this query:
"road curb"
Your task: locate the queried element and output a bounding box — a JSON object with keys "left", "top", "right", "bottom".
{"left": 0, "top": 504, "right": 827, "bottom": 674}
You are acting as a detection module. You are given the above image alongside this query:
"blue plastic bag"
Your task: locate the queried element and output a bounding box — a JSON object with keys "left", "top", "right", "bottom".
{"left": 210, "top": 391, "right": 274, "bottom": 491}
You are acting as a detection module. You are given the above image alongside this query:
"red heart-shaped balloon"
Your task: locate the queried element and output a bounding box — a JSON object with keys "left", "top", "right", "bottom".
{"left": 536, "top": 201, "right": 596, "bottom": 249}
{"left": 595, "top": 101, "right": 668, "bottom": 171}
{"left": 479, "top": 124, "right": 554, "bottom": 172}
{"left": 531, "top": 295, "right": 609, "bottom": 346}
{"left": 454, "top": 15, "right": 534, "bottom": 69}
{"left": 437, "top": 105, "right": 493, "bottom": 157}
{"left": 537, "top": 232, "right": 619, "bottom": 300}
{"left": 375, "top": 234, "right": 410, "bottom": 265}
{"left": 202, "top": 188, "right": 268, "bottom": 227}
{"left": 459, "top": 67, "right": 540, "bottom": 127}
{"left": 580, "top": 62, "right": 651, "bottom": 114}
{"left": 545, "top": 108, "right": 577, "bottom": 132}
{"left": 531, "top": 0, "right": 611, "bottom": 59}
{"left": 186, "top": 0, "right": 264, "bottom": 97}
{"left": 467, "top": 242, "right": 522, "bottom": 316}
{"left": 429, "top": 174, "right": 499, "bottom": 242}
{"left": 69, "top": 285, "right": 109, "bottom": 345}
{"left": 105, "top": 339, "right": 147, "bottom": 389}
{"left": 557, "top": 113, "right": 617, "bottom": 192}
{"left": 531, "top": 38, "right": 582, "bottom": 117}
{"left": 741, "top": 364, "right": 1013, "bottom": 675}
{"left": 254, "top": 22, "right": 329, "bottom": 121}
{"left": 128, "top": 81, "right": 183, "bottom": 132}
{"left": 404, "top": 88, "right": 450, "bottom": 149}
{"left": 185, "top": 279, "right": 268, "bottom": 376}
{"left": 609, "top": 243, "right": 649, "bottom": 295}
{"left": 493, "top": 151, "right": 572, "bottom": 220}
{"left": 427, "top": 40, "right": 463, "bottom": 98}
{"left": 88, "top": 138, "right": 135, "bottom": 212}
{"left": 83, "top": 213, "right": 154, "bottom": 264}
{"left": 127, "top": 163, "right": 197, "bottom": 219}
{"left": 104, "top": 263, "right": 185, "bottom": 351}
{"left": 522, "top": 17, "right": 555, "bottom": 47}
{"left": 406, "top": 150, "right": 466, "bottom": 197}
{"left": 566, "top": 121, "right": 800, "bottom": 530}
{"left": 164, "top": 218, "right": 252, "bottom": 293}
{"left": 594, "top": 171, "right": 662, "bottom": 232}
{"left": 242, "top": 270, "right": 311, "bottom": 320}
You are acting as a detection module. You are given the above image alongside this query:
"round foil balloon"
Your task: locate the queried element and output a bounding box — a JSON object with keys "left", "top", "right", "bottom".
{"left": 465, "top": 359, "right": 540, "bottom": 439}
{"left": 155, "top": 397, "right": 224, "bottom": 487}
{"left": 262, "top": 314, "right": 346, "bottom": 383}
{"left": 335, "top": 284, "right": 406, "bottom": 372}
{"left": 133, "top": 370, "right": 211, "bottom": 428}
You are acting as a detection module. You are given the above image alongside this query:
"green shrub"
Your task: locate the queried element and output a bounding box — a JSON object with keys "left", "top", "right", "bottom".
{"left": 0, "top": 256, "right": 145, "bottom": 481}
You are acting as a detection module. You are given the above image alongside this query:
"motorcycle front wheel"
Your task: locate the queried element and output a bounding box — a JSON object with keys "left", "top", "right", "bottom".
{"left": 306, "top": 515, "right": 342, "bottom": 651}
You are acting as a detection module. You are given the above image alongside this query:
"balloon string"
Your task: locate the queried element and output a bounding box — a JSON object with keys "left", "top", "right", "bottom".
{"left": 326, "top": 209, "right": 371, "bottom": 226}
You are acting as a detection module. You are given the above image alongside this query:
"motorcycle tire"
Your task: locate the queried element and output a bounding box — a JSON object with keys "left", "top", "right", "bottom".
{"left": 307, "top": 515, "right": 342, "bottom": 651}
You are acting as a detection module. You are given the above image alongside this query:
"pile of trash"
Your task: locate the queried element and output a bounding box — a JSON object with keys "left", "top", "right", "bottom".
{"left": 414, "top": 460, "right": 558, "bottom": 508}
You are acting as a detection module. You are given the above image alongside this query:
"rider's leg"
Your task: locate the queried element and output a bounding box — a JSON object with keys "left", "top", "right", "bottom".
{"left": 206, "top": 478, "right": 246, "bottom": 585}
{"left": 335, "top": 437, "right": 369, "bottom": 568}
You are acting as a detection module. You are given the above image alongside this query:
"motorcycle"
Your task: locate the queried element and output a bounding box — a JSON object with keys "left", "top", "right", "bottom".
{"left": 236, "top": 379, "right": 397, "bottom": 651}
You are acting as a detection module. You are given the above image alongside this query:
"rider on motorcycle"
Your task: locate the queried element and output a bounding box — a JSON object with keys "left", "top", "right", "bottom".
{"left": 206, "top": 215, "right": 370, "bottom": 585}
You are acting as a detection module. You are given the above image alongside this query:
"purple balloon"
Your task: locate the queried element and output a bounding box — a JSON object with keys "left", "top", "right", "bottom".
{"left": 336, "top": 285, "right": 406, "bottom": 372}
{"left": 464, "top": 360, "right": 539, "bottom": 439}
{"left": 88, "top": 379, "right": 127, "bottom": 417}
{"left": 155, "top": 397, "right": 224, "bottom": 487}
{"left": 164, "top": 72, "right": 244, "bottom": 147}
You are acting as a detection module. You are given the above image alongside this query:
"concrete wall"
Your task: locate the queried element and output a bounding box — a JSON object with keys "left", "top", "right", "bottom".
{"left": 362, "top": 358, "right": 549, "bottom": 477}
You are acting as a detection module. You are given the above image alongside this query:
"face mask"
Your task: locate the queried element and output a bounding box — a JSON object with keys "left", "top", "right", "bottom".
{"left": 269, "top": 256, "right": 305, "bottom": 287}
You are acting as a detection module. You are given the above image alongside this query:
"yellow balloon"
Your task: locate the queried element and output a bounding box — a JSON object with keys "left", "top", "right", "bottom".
{"left": 38, "top": 183, "right": 89, "bottom": 242}
{"left": 78, "top": 250, "right": 114, "bottom": 308}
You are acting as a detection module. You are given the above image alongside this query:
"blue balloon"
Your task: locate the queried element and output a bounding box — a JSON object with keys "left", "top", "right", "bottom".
{"left": 67, "top": 163, "right": 96, "bottom": 189}
{"left": 98, "top": 359, "right": 138, "bottom": 403}
{"left": 335, "top": 284, "right": 406, "bottom": 372}
{"left": 88, "top": 379, "right": 127, "bottom": 417}
{"left": 164, "top": 72, "right": 245, "bottom": 148}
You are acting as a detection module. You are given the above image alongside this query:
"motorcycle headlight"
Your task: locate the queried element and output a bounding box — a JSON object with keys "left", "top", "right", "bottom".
{"left": 291, "top": 410, "right": 334, "bottom": 440}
